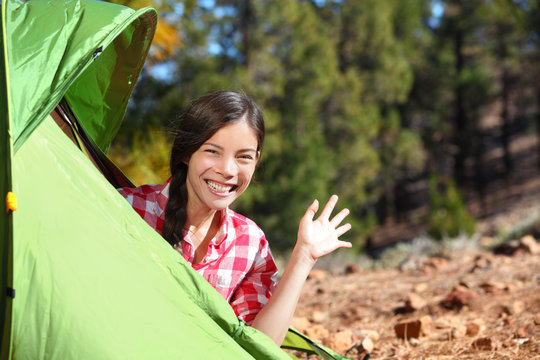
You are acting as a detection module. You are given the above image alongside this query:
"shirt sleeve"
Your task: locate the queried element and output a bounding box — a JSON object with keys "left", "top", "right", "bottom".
{"left": 229, "top": 235, "right": 278, "bottom": 325}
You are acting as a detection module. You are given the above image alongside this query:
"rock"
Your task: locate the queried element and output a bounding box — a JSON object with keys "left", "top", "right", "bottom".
{"left": 426, "top": 256, "right": 449, "bottom": 269}
{"left": 357, "top": 329, "right": 380, "bottom": 342}
{"left": 323, "top": 330, "right": 355, "bottom": 354}
{"left": 417, "top": 257, "right": 449, "bottom": 273}
{"left": 494, "top": 240, "right": 523, "bottom": 256}
{"left": 479, "top": 280, "right": 506, "bottom": 293}
{"left": 466, "top": 319, "right": 485, "bottom": 336}
{"left": 404, "top": 293, "right": 427, "bottom": 312}
{"left": 440, "top": 288, "right": 478, "bottom": 309}
{"left": 519, "top": 235, "right": 540, "bottom": 254}
{"left": 414, "top": 282, "right": 428, "bottom": 293}
{"left": 452, "top": 323, "right": 467, "bottom": 339}
{"left": 472, "top": 337, "right": 498, "bottom": 351}
{"left": 311, "top": 310, "right": 327, "bottom": 323}
{"left": 359, "top": 336, "right": 374, "bottom": 353}
{"left": 291, "top": 317, "right": 311, "bottom": 333}
{"left": 304, "top": 324, "right": 329, "bottom": 343}
{"left": 516, "top": 325, "right": 533, "bottom": 338}
{"left": 480, "top": 236, "right": 494, "bottom": 247}
{"left": 308, "top": 269, "right": 328, "bottom": 281}
{"left": 344, "top": 263, "right": 361, "bottom": 274}
{"left": 503, "top": 301, "right": 525, "bottom": 315}
{"left": 470, "top": 254, "right": 493, "bottom": 272}
{"left": 394, "top": 319, "right": 422, "bottom": 339}
{"left": 419, "top": 316, "right": 434, "bottom": 337}
{"left": 534, "top": 314, "right": 540, "bottom": 325}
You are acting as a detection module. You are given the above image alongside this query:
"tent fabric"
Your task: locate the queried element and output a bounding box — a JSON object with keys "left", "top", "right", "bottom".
{"left": 1, "top": 0, "right": 15, "bottom": 357}
{"left": 2, "top": 0, "right": 290, "bottom": 358}
{"left": 6, "top": 0, "right": 156, "bottom": 153}
{"left": 12, "top": 114, "right": 288, "bottom": 359}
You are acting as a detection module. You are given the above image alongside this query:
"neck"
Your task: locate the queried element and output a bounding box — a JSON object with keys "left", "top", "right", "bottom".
{"left": 185, "top": 199, "right": 221, "bottom": 235}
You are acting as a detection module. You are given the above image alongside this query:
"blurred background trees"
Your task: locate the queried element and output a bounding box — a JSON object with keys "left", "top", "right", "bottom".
{"left": 107, "top": 0, "right": 540, "bottom": 254}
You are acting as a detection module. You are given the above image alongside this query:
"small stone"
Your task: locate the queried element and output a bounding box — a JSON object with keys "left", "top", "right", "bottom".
{"left": 344, "top": 263, "right": 361, "bottom": 274}
{"left": 304, "top": 324, "right": 329, "bottom": 342}
{"left": 358, "top": 329, "right": 380, "bottom": 342}
{"left": 426, "top": 257, "right": 449, "bottom": 269}
{"left": 323, "top": 330, "right": 355, "bottom": 354}
{"left": 440, "top": 288, "right": 478, "bottom": 309}
{"left": 452, "top": 323, "right": 467, "bottom": 338}
{"left": 479, "top": 280, "right": 506, "bottom": 293}
{"left": 394, "top": 319, "right": 422, "bottom": 339}
{"left": 480, "top": 236, "right": 494, "bottom": 247}
{"left": 470, "top": 254, "right": 492, "bottom": 272}
{"left": 503, "top": 301, "right": 525, "bottom": 315}
{"left": 359, "top": 336, "right": 374, "bottom": 353}
{"left": 419, "top": 316, "right": 434, "bottom": 337}
{"left": 404, "top": 293, "right": 427, "bottom": 312}
{"left": 291, "top": 317, "right": 311, "bottom": 333}
{"left": 466, "top": 319, "right": 485, "bottom": 336}
{"left": 494, "top": 240, "right": 522, "bottom": 256}
{"left": 519, "top": 235, "right": 540, "bottom": 254}
{"left": 308, "top": 269, "right": 327, "bottom": 281}
{"left": 414, "top": 282, "right": 428, "bottom": 293}
{"left": 311, "top": 310, "right": 327, "bottom": 323}
{"left": 472, "top": 337, "right": 497, "bottom": 351}
{"left": 515, "top": 325, "right": 532, "bottom": 338}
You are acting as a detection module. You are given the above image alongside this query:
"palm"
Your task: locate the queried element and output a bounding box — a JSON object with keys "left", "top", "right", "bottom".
{"left": 297, "top": 195, "right": 352, "bottom": 261}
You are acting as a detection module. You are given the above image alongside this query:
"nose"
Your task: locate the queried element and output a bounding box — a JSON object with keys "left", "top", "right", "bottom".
{"left": 216, "top": 155, "right": 237, "bottom": 177}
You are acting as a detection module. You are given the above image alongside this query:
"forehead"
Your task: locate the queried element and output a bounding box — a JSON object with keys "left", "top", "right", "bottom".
{"left": 206, "top": 121, "right": 258, "bottom": 149}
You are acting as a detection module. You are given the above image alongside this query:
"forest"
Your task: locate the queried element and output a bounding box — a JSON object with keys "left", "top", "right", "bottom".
{"left": 107, "top": 0, "right": 540, "bottom": 254}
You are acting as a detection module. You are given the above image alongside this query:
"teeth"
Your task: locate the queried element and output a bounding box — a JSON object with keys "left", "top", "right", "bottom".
{"left": 207, "top": 181, "right": 233, "bottom": 193}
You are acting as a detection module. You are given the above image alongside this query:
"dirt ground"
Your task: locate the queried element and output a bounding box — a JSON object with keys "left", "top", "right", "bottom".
{"left": 291, "top": 238, "right": 540, "bottom": 359}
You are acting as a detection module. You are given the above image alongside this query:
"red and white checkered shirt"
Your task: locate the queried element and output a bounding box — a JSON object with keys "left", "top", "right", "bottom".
{"left": 118, "top": 178, "right": 277, "bottom": 324}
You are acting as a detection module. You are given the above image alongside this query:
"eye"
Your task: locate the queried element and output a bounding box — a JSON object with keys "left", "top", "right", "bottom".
{"left": 239, "top": 154, "right": 254, "bottom": 160}
{"left": 203, "top": 148, "right": 218, "bottom": 154}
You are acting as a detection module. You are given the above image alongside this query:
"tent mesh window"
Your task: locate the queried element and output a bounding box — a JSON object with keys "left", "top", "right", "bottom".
{"left": 51, "top": 99, "right": 134, "bottom": 189}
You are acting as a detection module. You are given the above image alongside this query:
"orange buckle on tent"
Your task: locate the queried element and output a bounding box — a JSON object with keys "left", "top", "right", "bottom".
{"left": 6, "top": 192, "right": 17, "bottom": 213}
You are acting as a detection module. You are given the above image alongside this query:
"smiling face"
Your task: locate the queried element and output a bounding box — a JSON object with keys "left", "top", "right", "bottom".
{"left": 185, "top": 119, "right": 259, "bottom": 214}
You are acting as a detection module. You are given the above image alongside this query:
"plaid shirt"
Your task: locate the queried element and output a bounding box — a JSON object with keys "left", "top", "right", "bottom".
{"left": 118, "top": 179, "right": 277, "bottom": 324}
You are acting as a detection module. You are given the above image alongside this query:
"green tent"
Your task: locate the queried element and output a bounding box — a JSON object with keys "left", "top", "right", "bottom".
{"left": 1, "top": 1, "right": 352, "bottom": 359}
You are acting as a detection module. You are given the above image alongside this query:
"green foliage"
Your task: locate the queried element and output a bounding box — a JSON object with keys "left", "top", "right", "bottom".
{"left": 109, "top": 129, "right": 172, "bottom": 186}
{"left": 426, "top": 175, "right": 476, "bottom": 240}
{"left": 110, "top": 0, "right": 540, "bottom": 253}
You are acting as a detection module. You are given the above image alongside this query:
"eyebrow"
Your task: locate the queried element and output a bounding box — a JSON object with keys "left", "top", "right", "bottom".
{"left": 204, "top": 142, "right": 258, "bottom": 154}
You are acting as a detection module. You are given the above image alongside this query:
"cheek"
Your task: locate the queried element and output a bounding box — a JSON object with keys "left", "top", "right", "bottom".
{"left": 240, "top": 165, "right": 257, "bottom": 184}
{"left": 189, "top": 156, "right": 215, "bottom": 176}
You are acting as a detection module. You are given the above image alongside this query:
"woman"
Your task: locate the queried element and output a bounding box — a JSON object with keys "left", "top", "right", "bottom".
{"left": 118, "top": 90, "right": 352, "bottom": 345}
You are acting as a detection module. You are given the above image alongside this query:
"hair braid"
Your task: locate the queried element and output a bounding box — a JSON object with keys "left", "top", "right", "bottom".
{"left": 162, "top": 164, "right": 188, "bottom": 246}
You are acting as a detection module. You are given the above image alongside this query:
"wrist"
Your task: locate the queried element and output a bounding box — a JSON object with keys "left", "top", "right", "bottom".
{"left": 291, "top": 244, "right": 316, "bottom": 269}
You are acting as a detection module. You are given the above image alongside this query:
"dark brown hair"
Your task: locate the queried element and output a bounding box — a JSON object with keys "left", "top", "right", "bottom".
{"left": 162, "top": 90, "right": 265, "bottom": 246}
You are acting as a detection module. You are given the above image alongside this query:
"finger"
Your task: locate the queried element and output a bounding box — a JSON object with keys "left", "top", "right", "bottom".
{"left": 330, "top": 208, "right": 350, "bottom": 227}
{"left": 336, "top": 240, "right": 353, "bottom": 249}
{"left": 319, "top": 194, "right": 338, "bottom": 221}
{"left": 335, "top": 223, "right": 352, "bottom": 237}
{"left": 303, "top": 199, "right": 319, "bottom": 222}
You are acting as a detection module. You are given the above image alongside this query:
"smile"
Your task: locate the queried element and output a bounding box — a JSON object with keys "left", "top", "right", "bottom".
{"left": 206, "top": 180, "right": 237, "bottom": 194}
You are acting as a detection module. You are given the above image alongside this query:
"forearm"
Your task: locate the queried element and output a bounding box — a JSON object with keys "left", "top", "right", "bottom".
{"left": 251, "top": 246, "right": 315, "bottom": 345}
